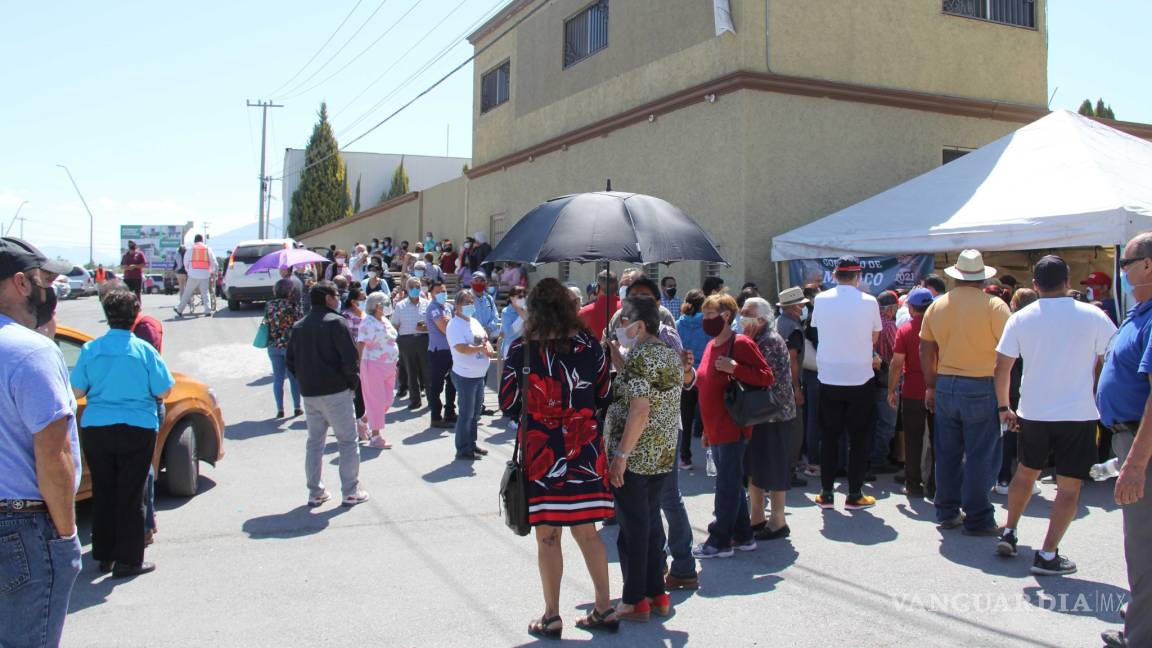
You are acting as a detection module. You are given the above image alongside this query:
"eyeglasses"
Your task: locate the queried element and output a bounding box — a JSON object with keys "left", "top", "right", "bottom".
{"left": 1119, "top": 256, "right": 1149, "bottom": 269}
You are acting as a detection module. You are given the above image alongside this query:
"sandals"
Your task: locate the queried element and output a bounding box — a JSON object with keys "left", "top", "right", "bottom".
{"left": 575, "top": 607, "right": 619, "bottom": 632}
{"left": 528, "top": 615, "right": 562, "bottom": 639}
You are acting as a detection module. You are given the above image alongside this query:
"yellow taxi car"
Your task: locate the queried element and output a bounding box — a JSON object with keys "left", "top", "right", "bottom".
{"left": 54, "top": 325, "right": 225, "bottom": 499}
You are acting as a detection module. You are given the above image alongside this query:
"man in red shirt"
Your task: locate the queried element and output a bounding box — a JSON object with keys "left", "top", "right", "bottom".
{"left": 120, "top": 241, "right": 147, "bottom": 298}
{"left": 578, "top": 270, "right": 620, "bottom": 341}
{"left": 887, "top": 287, "right": 935, "bottom": 498}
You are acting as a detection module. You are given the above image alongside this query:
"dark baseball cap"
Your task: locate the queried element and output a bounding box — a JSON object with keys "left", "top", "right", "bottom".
{"left": 876, "top": 290, "right": 899, "bottom": 307}
{"left": 836, "top": 255, "right": 862, "bottom": 272}
{"left": 0, "top": 237, "right": 72, "bottom": 280}
{"left": 1033, "top": 255, "right": 1069, "bottom": 288}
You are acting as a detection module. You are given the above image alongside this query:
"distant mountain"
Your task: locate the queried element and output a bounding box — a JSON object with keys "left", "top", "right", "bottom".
{"left": 206, "top": 217, "right": 285, "bottom": 255}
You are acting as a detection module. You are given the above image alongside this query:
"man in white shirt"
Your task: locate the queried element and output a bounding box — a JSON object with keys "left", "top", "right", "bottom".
{"left": 810, "top": 256, "right": 882, "bottom": 510}
{"left": 174, "top": 234, "right": 216, "bottom": 317}
{"left": 993, "top": 255, "right": 1117, "bottom": 576}
{"left": 390, "top": 277, "right": 429, "bottom": 410}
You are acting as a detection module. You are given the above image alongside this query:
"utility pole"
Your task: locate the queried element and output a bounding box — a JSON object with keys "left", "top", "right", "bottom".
{"left": 56, "top": 165, "right": 96, "bottom": 266}
{"left": 4, "top": 200, "right": 28, "bottom": 236}
{"left": 264, "top": 176, "right": 274, "bottom": 234}
{"left": 16, "top": 215, "right": 29, "bottom": 239}
{"left": 247, "top": 100, "right": 283, "bottom": 239}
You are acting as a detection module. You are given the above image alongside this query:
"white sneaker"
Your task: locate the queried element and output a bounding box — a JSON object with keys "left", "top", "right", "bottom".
{"left": 307, "top": 491, "right": 331, "bottom": 507}
{"left": 1032, "top": 481, "right": 1042, "bottom": 496}
{"left": 994, "top": 482, "right": 1010, "bottom": 495}
{"left": 342, "top": 490, "right": 370, "bottom": 507}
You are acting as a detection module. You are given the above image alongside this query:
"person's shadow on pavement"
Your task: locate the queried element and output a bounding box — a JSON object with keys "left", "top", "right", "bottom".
{"left": 819, "top": 509, "right": 899, "bottom": 545}
{"left": 241, "top": 504, "right": 350, "bottom": 540}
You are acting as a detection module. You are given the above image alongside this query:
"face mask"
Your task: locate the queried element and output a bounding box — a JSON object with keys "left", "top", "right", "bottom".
{"left": 472, "top": 282, "right": 485, "bottom": 293}
{"left": 740, "top": 316, "right": 759, "bottom": 330}
{"left": 665, "top": 287, "right": 677, "bottom": 298}
{"left": 487, "top": 286, "right": 497, "bottom": 296}
{"left": 27, "top": 277, "right": 57, "bottom": 328}
{"left": 408, "top": 288, "right": 421, "bottom": 299}
{"left": 368, "top": 271, "right": 378, "bottom": 279}
{"left": 357, "top": 300, "right": 366, "bottom": 310}
{"left": 702, "top": 314, "right": 727, "bottom": 337}
{"left": 513, "top": 297, "right": 525, "bottom": 309}
{"left": 414, "top": 270, "right": 425, "bottom": 278}
{"left": 615, "top": 323, "right": 638, "bottom": 350}
{"left": 619, "top": 286, "right": 629, "bottom": 299}
{"left": 461, "top": 304, "right": 476, "bottom": 318}
{"left": 336, "top": 257, "right": 346, "bottom": 265}
{"left": 434, "top": 292, "right": 447, "bottom": 304}
{"left": 801, "top": 306, "right": 810, "bottom": 321}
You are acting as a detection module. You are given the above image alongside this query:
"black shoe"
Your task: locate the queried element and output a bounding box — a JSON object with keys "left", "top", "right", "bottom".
{"left": 276, "top": 410, "right": 285, "bottom": 419}
{"left": 407, "top": 401, "right": 422, "bottom": 410}
{"left": 481, "top": 407, "right": 496, "bottom": 416}
{"left": 293, "top": 408, "right": 303, "bottom": 417}
{"left": 455, "top": 453, "right": 481, "bottom": 461}
{"left": 938, "top": 513, "right": 965, "bottom": 529}
{"left": 474, "top": 447, "right": 489, "bottom": 456}
{"left": 1031, "top": 550, "right": 1077, "bottom": 576}
{"left": 444, "top": 411, "right": 457, "bottom": 422}
{"left": 98, "top": 560, "right": 114, "bottom": 574}
{"left": 996, "top": 529, "right": 1018, "bottom": 557}
{"left": 395, "top": 390, "right": 408, "bottom": 400}
{"left": 112, "top": 562, "right": 156, "bottom": 578}
{"left": 753, "top": 524, "right": 791, "bottom": 541}
{"left": 1101, "top": 629, "right": 1127, "bottom": 647}
{"left": 430, "top": 418, "right": 453, "bottom": 429}
{"left": 903, "top": 484, "right": 925, "bottom": 497}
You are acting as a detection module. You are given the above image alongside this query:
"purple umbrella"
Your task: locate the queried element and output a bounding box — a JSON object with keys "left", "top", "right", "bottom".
{"left": 245, "top": 248, "right": 328, "bottom": 275}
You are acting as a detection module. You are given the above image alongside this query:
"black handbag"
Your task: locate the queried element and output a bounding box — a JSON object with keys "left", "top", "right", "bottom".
{"left": 500, "top": 340, "right": 532, "bottom": 537}
{"left": 722, "top": 335, "right": 787, "bottom": 426}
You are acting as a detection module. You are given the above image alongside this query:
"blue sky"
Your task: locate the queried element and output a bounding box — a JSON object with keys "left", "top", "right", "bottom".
{"left": 1, "top": 0, "right": 1148, "bottom": 264}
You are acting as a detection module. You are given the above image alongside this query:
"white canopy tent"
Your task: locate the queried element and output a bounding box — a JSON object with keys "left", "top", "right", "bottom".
{"left": 771, "top": 110, "right": 1152, "bottom": 262}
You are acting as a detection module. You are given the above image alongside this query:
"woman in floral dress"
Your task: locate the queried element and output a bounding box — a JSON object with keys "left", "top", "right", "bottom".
{"left": 264, "top": 278, "right": 303, "bottom": 418}
{"left": 500, "top": 278, "right": 617, "bottom": 639}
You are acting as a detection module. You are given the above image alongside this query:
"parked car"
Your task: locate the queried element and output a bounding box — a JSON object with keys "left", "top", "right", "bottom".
{"left": 222, "top": 238, "right": 297, "bottom": 311}
{"left": 53, "top": 275, "right": 71, "bottom": 300}
{"left": 54, "top": 325, "right": 226, "bottom": 499}
{"left": 63, "top": 265, "right": 95, "bottom": 298}
{"left": 145, "top": 273, "right": 166, "bottom": 294}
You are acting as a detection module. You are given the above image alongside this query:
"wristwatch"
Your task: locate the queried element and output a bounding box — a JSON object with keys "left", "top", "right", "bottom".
{"left": 614, "top": 451, "right": 631, "bottom": 459}
{"left": 997, "top": 406, "right": 1009, "bottom": 413}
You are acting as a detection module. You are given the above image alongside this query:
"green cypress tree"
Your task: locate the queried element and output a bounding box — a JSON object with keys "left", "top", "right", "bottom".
{"left": 1096, "top": 99, "right": 1108, "bottom": 118}
{"left": 288, "top": 102, "right": 351, "bottom": 236}
{"left": 1077, "top": 99, "right": 1095, "bottom": 116}
{"left": 381, "top": 157, "right": 410, "bottom": 203}
{"left": 353, "top": 174, "right": 362, "bottom": 214}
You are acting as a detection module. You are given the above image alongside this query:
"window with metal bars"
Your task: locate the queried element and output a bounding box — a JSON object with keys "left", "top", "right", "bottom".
{"left": 942, "top": 0, "right": 1035, "bottom": 29}
{"left": 563, "top": 1, "right": 609, "bottom": 68}
{"left": 480, "top": 60, "right": 511, "bottom": 113}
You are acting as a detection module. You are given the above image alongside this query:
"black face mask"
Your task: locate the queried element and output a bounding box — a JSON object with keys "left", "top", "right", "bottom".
{"left": 27, "top": 278, "right": 57, "bottom": 328}
{"left": 665, "top": 287, "right": 677, "bottom": 298}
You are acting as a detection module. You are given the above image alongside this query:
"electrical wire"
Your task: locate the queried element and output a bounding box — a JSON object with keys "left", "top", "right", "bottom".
{"left": 265, "top": 0, "right": 366, "bottom": 98}
{"left": 273, "top": 0, "right": 508, "bottom": 180}
{"left": 282, "top": 0, "right": 428, "bottom": 101}
{"left": 277, "top": 0, "right": 392, "bottom": 99}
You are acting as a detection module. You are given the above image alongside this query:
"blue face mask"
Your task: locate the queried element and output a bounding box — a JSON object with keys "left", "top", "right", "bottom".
{"left": 1121, "top": 271, "right": 1135, "bottom": 300}
{"left": 408, "top": 287, "right": 421, "bottom": 299}
{"left": 461, "top": 304, "right": 476, "bottom": 318}
{"left": 434, "top": 292, "right": 447, "bottom": 304}
{"left": 414, "top": 270, "right": 425, "bottom": 278}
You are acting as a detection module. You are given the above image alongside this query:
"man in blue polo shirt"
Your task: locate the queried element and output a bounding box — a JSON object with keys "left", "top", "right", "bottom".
{"left": 425, "top": 279, "right": 456, "bottom": 428}
{"left": 1097, "top": 232, "right": 1152, "bottom": 648}
{"left": 0, "top": 237, "right": 82, "bottom": 648}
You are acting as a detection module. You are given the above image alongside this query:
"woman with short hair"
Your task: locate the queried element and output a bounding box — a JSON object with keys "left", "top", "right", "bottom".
{"left": 500, "top": 285, "right": 528, "bottom": 359}
{"left": 264, "top": 278, "right": 303, "bottom": 418}
{"left": 605, "top": 295, "right": 683, "bottom": 621}
{"left": 70, "top": 288, "right": 175, "bottom": 577}
{"left": 500, "top": 278, "right": 617, "bottom": 638}
{"left": 691, "top": 293, "right": 774, "bottom": 559}
{"left": 358, "top": 292, "right": 400, "bottom": 449}
{"left": 447, "top": 289, "right": 496, "bottom": 460}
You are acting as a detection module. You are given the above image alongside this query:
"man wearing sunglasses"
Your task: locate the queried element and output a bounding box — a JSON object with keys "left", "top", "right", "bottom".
{"left": 1097, "top": 234, "right": 1152, "bottom": 648}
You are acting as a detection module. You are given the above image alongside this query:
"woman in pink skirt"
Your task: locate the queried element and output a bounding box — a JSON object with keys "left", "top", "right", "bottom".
{"left": 357, "top": 292, "right": 400, "bottom": 449}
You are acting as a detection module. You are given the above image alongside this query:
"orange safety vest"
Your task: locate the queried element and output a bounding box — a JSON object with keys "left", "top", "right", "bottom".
{"left": 190, "top": 243, "right": 212, "bottom": 270}
{"left": 94, "top": 267, "right": 106, "bottom": 282}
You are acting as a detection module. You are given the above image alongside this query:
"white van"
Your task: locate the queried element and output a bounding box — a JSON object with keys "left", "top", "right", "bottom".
{"left": 222, "top": 238, "right": 298, "bottom": 310}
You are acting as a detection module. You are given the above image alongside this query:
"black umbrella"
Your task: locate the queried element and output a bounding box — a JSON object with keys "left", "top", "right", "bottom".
{"left": 485, "top": 191, "right": 727, "bottom": 266}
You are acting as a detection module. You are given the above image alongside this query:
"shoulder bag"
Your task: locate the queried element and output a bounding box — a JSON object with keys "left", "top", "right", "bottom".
{"left": 500, "top": 339, "right": 532, "bottom": 537}
{"left": 722, "top": 335, "right": 786, "bottom": 426}
{"left": 252, "top": 319, "right": 270, "bottom": 349}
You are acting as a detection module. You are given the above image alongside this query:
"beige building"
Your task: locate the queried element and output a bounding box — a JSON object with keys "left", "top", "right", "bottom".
{"left": 299, "top": 0, "right": 1151, "bottom": 294}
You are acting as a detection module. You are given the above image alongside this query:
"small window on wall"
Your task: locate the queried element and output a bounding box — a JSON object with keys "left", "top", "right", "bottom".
{"left": 558, "top": 261, "right": 572, "bottom": 283}
{"left": 702, "top": 245, "right": 726, "bottom": 284}
{"left": 643, "top": 263, "right": 659, "bottom": 281}
{"left": 942, "top": 148, "right": 971, "bottom": 165}
{"left": 563, "top": 0, "right": 609, "bottom": 68}
{"left": 490, "top": 212, "right": 507, "bottom": 244}
{"left": 480, "top": 60, "right": 510, "bottom": 113}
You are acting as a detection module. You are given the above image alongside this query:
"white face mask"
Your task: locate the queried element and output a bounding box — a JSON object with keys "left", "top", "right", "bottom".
{"left": 512, "top": 297, "right": 525, "bottom": 309}
{"left": 615, "top": 323, "right": 639, "bottom": 351}
{"left": 619, "top": 285, "right": 629, "bottom": 299}
{"left": 801, "top": 306, "right": 810, "bottom": 321}
{"left": 336, "top": 257, "right": 346, "bottom": 265}
{"left": 740, "top": 316, "right": 759, "bottom": 331}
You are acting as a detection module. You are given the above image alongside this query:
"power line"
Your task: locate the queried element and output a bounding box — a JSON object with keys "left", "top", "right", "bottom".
{"left": 282, "top": 0, "right": 428, "bottom": 100}
{"left": 274, "top": 0, "right": 512, "bottom": 182}
{"left": 265, "top": 0, "right": 366, "bottom": 98}
{"left": 278, "top": 0, "right": 392, "bottom": 99}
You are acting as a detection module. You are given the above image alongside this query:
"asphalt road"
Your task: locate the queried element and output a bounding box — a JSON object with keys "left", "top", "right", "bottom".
{"left": 57, "top": 293, "right": 1129, "bottom": 647}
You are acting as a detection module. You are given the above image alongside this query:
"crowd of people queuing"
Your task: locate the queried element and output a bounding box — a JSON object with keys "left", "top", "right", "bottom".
{"left": 2, "top": 226, "right": 1151, "bottom": 647}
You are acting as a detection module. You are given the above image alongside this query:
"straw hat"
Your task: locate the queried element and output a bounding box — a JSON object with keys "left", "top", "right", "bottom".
{"left": 775, "top": 286, "right": 810, "bottom": 308}
{"left": 944, "top": 249, "right": 997, "bottom": 281}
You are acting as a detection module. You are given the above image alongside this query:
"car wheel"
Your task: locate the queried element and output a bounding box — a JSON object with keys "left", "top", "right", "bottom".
{"left": 162, "top": 419, "right": 199, "bottom": 497}
{"left": 227, "top": 298, "right": 240, "bottom": 311}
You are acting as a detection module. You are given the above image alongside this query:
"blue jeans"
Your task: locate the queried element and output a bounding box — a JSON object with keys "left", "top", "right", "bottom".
{"left": 451, "top": 373, "right": 485, "bottom": 456}
{"left": 706, "top": 438, "right": 752, "bottom": 549}
{"left": 268, "top": 347, "right": 301, "bottom": 411}
{"left": 613, "top": 471, "right": 668, "bottom": 604}
{"left": 0, "top": 512, "right": 81, "bottom": 648}
{"left": 802, "top": 369, "right": 821, "bottom": 463}
{"left": 871, "top": 386, "right": 897, "bottom": 466}
{"left": 660, "top": 445, "right": 697, "bottom": 579}
{"left": 933, "top": 375, "right": 1001, "bottom": 530}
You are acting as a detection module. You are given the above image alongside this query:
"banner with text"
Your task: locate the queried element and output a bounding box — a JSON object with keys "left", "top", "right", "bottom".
{"left": 788, "top": 255, "right": 934, "bottom": 294}
{"left": 120, "top": 225, "right": 186, "bottom": 271}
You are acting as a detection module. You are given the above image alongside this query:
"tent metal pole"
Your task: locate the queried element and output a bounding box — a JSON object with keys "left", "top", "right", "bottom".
{"left": 1115, "top": 244, "right": 1124, "bottom": 321}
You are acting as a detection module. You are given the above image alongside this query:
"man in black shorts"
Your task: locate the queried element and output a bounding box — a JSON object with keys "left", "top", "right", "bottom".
{"left": 993, "top": 255, "right": 1117, "bottom": 575}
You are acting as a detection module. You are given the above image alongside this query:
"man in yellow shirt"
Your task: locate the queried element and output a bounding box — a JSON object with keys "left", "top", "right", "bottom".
{"left": 920, "top": 250, "right": 1011, "bottom": 535}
